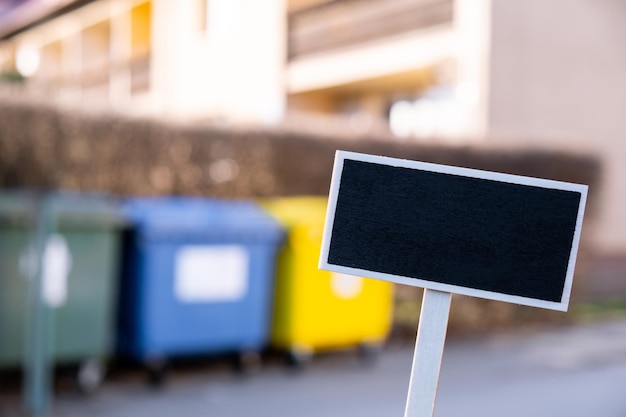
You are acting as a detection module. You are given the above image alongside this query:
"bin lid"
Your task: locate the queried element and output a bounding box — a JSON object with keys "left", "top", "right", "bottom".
{"left": 0, "top": 190, "right": 124, "bottom": 228}
{"left": 260, "top": 197, "right": 328, "bottom": 228}
{"left": 123, "top": 197, "right": 284, "bottom": 242}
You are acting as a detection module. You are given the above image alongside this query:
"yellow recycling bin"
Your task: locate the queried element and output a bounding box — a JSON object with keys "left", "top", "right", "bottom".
{"left": 262, "top": 197, "right": 393, "bottom": 365}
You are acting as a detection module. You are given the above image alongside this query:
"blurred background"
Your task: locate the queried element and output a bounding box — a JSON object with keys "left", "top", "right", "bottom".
{"left": 0, "top": 0, "right": 625, "bottom": 416}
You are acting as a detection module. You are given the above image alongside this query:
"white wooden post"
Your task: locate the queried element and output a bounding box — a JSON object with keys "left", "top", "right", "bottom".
{"left": 404, "top": 289, "right": 452, "bottom": 417}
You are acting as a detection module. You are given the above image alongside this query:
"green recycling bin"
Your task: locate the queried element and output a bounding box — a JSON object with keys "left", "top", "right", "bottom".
{"left": 0, "top": 191, "right": 123, "bottom": 392}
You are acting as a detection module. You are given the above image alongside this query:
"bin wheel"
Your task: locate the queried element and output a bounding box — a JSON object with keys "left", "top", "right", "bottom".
{"left": 358, "top": 342, "right": 382, "bottom": 365}
{"left": 234, "top": 350, "right": 262, "bottom": 375}
{"left": 76, "top": 359, "right": 105, "bottom": 394}
{"left": 286, "top": 347, "right": 313, "bottom": 369}
{"left": 146, "top": 358, "right": 168, "bottom": 388}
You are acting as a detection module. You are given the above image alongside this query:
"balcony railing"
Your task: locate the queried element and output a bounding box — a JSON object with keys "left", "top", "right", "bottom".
{"left": 21, "top": 53, "right": 151, "bottom": 99}
{"left": 288, "top": 0, "right": 454, "bottom": 60}
{"left": 130, "top": 53, "right": 150, "bottom": 95}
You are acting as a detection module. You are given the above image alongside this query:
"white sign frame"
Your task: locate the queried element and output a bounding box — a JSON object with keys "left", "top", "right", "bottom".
{"left": 319, "top": 150, "right": 588, "bottom": 312}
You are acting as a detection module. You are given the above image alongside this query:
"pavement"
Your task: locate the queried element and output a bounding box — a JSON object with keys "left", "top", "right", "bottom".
{"left": 3, "top": 317, "right": 626, "bottom": 417}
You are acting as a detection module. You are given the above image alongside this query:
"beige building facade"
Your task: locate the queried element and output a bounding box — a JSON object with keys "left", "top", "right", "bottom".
{"left": 0, "top": 0, "right": 286, "bottom": 122}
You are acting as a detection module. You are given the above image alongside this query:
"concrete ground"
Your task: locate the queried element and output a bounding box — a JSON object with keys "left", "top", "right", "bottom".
{"left": 2, "top": 318, "right": 626, "bottom": 417}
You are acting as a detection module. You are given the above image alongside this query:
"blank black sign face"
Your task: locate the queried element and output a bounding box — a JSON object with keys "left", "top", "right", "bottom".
{"left": 320, "top": 152, "right": 587, "bottom": 311}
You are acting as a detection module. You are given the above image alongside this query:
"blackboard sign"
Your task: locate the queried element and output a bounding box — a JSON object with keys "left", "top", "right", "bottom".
{"left": 319, "top": 151, "right": 588, "bottom": 311}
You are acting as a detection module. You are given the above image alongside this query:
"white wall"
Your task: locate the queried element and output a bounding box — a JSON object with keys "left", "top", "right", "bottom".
{"left": 488, "top": 0, "right": 626, "bottom": 255}
{"left": 151, "top": 0, "right": 286, "bottom": 124}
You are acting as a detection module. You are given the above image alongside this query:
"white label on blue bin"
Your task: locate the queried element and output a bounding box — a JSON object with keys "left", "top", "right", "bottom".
{"left": 175, "top": 245, "right": 249, "bottom": 302}
{"left": 43, "top": 234, "right": 72, "bottom": 308}
{"left": 331, "top": 272, "right": 363, "bottom": 299}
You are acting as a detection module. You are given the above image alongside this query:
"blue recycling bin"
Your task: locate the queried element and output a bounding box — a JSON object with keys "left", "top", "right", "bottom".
{"left": 117, "top": 197, "right": 283, "bottom": 376}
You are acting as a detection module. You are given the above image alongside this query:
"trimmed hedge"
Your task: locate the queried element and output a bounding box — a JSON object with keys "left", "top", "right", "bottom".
{"left": 0, "top": 98, "right": 600, "bottom": 199}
